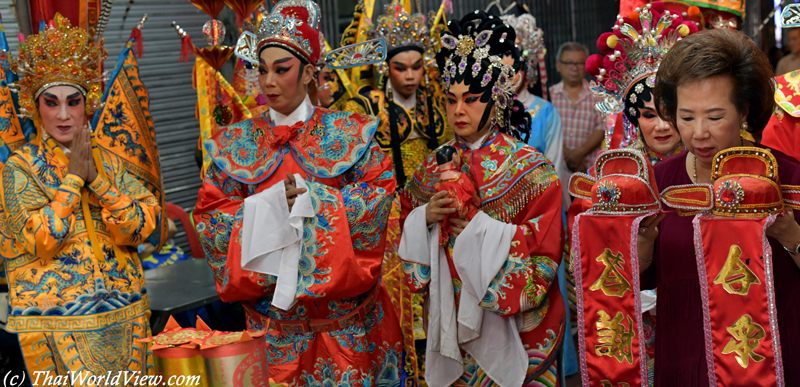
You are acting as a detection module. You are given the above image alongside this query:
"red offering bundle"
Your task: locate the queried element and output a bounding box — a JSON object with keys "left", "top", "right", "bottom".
{"left": 435, "top": 146, "right": 480, "bottom": 244}
{"left": 138, "top": 317, "right": 280, "bottom": 386}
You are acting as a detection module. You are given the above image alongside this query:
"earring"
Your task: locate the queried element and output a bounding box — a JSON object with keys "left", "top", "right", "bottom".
{"left": 741, "top": 121, "right": 749, "bottom": 130}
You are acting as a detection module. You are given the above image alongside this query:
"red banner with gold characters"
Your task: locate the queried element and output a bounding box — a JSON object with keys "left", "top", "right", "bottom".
{"left": 573, "top": 213, "right": 651, "bottom": 387}
{"left": 569, "top": 149, "right": 662, "bottom": 386}
{"left": 693, "top": 215, "right": 783, "bottom": 386}
{"left": 659, "top": 147, "right": 795, "bottom": 386}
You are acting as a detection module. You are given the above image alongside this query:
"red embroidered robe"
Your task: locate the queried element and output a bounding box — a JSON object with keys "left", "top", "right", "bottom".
{"left": 193, "top": 107, "right": 404, "bottom": 386}
{"left": 400, "top": 131, "right": 566, "bottom": 385}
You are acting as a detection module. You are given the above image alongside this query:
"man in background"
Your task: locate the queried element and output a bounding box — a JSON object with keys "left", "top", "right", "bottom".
{"left": 550, "top": 42, "right": 605, "bottom": 172}
{"left": 777, "top": 28, "right": 800, "bottom": 75}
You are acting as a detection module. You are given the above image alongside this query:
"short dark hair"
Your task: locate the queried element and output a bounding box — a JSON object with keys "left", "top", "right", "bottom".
{"left": 556, "top": 42, "right": 589, "bottom": 62}
{"left": 654, "top": 29, "right": 775, "bottom": 135}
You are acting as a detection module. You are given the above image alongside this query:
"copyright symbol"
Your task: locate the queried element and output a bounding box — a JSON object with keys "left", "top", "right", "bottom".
{"left": 3, "top": 371, "right": 26, "bottom": 387}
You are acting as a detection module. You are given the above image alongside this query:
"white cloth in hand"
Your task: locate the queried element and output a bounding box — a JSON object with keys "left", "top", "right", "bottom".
{"left": 240, "top": 174, "right": 313, "bottom": 310}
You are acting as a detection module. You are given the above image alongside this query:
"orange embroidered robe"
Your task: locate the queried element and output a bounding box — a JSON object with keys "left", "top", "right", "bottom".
{"left": 1, "top": 137, "right": 158, "bottom": 379}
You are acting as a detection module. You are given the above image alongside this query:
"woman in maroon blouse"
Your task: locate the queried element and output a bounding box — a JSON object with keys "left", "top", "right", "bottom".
{"left": 638, "top": 29, "right": 800, "bottom": 385}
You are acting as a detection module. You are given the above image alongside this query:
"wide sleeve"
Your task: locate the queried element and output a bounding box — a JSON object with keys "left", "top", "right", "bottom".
{"left": 762, "top": 110, "right": 800, "bottom": 162}
{"left": 88, "top": 168, "right": 158, "bottom": 247}
{"left": 478, "top": 166, "right": 564, "bottom": 317}
{"left": 398, "top": 153, "right": 437, "bottom": 293}
{"left": 293, "top": 140, "right": 396, "bottom": 302}
{"left": 1, "top": 158, "right": 83, "bottom": 261}
{"left": 193, "top": 162, "right": 276, "bottom": 302}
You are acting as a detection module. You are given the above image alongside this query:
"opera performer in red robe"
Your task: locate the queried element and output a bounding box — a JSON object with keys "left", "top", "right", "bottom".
{"left": 192, "top": 0, "right": 404, "bottom": 385}
{"left": 398, "top": 13, "right": 566, "bottom": 386}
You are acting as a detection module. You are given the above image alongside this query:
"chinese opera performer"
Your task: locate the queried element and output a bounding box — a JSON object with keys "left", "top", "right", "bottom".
{"left": 0, "top": 10, "right": 169, "bottom": 381}
{"left": 570, "top": 4, "right": 697, "bottom": 383}
{"left": 192, "top": 0, "right": 405, "bottom": 385}
{"left": 398, "top": 12, "right": 566, "bottom": 387}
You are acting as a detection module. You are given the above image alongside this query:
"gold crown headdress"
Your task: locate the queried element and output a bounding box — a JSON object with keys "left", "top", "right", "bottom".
{"left": 373, "top": 0, "right": 434, "bottom": 74}
{"left": 8, "top": 14, "right": 106, "bottom": 118}
{"left": 586, "top": 3, "right": 694, "bottom": 117}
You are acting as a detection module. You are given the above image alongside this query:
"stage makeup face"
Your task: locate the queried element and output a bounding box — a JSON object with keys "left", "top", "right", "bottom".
{"left": 38, "top": 85, "right": 86, "bottom": 148}
{"left": 259, "top": 46, "right": 314, "bottom": 116}
{"left": 388, "top": 50, "right": 424, "bottom": 100}
{"left": 638, "top": 97, "right": 681, "bottom": 154}
{"left": 446, "top": 81, "right": 493, "bottom": 143}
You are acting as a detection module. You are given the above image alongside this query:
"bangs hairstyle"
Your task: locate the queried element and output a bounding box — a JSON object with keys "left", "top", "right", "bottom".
{"left": 654, "top": 29, "right": 775, "bottom": 135}
{"left": 435, "top": 11, "right": 531, "bottom": 140}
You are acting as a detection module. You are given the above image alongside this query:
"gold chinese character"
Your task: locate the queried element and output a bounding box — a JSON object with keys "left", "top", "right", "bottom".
{"left": 722, "top": 314, "right": 766, "bottom": 368}
{"left": 713, "top": 245, "right": 761, "bottom": 296}
{"left": 595, "top": 310, "right": 635, "bottom": 364}
{"left": 589, "top": 249, "right": 632, "bottom": 297}
{"left": 601, "top": 381, "right": 631, "bottom": 387}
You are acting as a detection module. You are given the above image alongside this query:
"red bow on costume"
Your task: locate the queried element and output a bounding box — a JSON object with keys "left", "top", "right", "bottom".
{"left": 270, "top": 121, "right": 305, "bottom": 147}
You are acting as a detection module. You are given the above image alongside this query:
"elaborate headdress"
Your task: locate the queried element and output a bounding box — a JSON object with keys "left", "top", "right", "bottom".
{"left": 234, "top": 0, "right": 321, "bottom": 66}
{"left": 567, "top": 148, "right": 662, "bottom": 386}
{"left": 485, "top": 1, "right": 546, "bottom": 90}
{"left": 661, "top": 148, "right": 800, "bottom": 217}
{"left": 436, "top": 11, "right": 522, "bottom": 132}
{"left": 501, "top": 13, "right": 544, "bottom": 85}
{"left": 585, "top": 2, "right": 697, "bottom": 152}
{"left": 8, "top": 13, "right": 106, "bottom": 118}
{"left": 686, "top": 0, "right": 743, "bottom": 29}
{"left": 373, "top": 0, "right": 434, "bottom": 66}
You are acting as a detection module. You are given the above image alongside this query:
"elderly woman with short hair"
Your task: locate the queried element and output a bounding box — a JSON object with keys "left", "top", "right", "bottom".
{"left": 638, "top": 28, "right": 800, "bottom": 385}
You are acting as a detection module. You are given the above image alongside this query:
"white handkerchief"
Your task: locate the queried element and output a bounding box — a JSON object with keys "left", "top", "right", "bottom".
{"left": 240, "top": 174, "right": 313, "bottom": 310}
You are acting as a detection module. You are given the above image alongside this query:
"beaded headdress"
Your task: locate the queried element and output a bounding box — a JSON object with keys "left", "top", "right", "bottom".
{"left": 373, "top": 0, "right": 434, "bottom": 70}
{"left": 438, "top": 12, "right": 520, "bottom": 129}
{"left": 7, "top": 13, "right": 106, "bottom": 118}
{"left": 687, "top": 0, "right": 743, "bottom": 29}
{"left": 500, "top": 14, "right": 544, "bottom": 85}
{"left": 586, "top": 3, "right": 697, "bottom": 118}
{"left": 234, "top": 0, "right": 321, "bottom": 65}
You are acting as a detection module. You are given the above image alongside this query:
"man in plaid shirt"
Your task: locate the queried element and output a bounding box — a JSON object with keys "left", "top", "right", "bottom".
{"left": 550, "top": 42, "right": 605, "bottom": 172}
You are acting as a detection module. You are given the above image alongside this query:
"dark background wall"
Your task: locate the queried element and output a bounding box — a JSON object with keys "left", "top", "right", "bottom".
{"left": 324, "top": 0, "right": 619, "bottom": 86}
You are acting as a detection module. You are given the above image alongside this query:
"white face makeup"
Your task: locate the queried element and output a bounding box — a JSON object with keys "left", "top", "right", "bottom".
{"left": 37, "top": 85, "right": 85, "bottom": 147}
{"left": 446, "top": 81, "right": 492, "bottom": 143}
{"left": 388, "top": 50, "right": 424, "bottom": 100}
{"left": 259, "top": 46, "right": 314, "bottom": 116}
{"left": 637, "top": 97, "right": 681, "bottom": 154}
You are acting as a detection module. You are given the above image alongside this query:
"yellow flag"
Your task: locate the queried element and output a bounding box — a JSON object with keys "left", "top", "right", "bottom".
{"left": 193, "top": 56, "right": 252, "bottom": 176}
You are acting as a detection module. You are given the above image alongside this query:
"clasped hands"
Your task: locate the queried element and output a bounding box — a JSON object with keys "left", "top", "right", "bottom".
{"left": 66, "top": 124, "right": 97, "bottom": 184}
{"left": 425, "top": 191, "right": 470, "bottom": 237}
